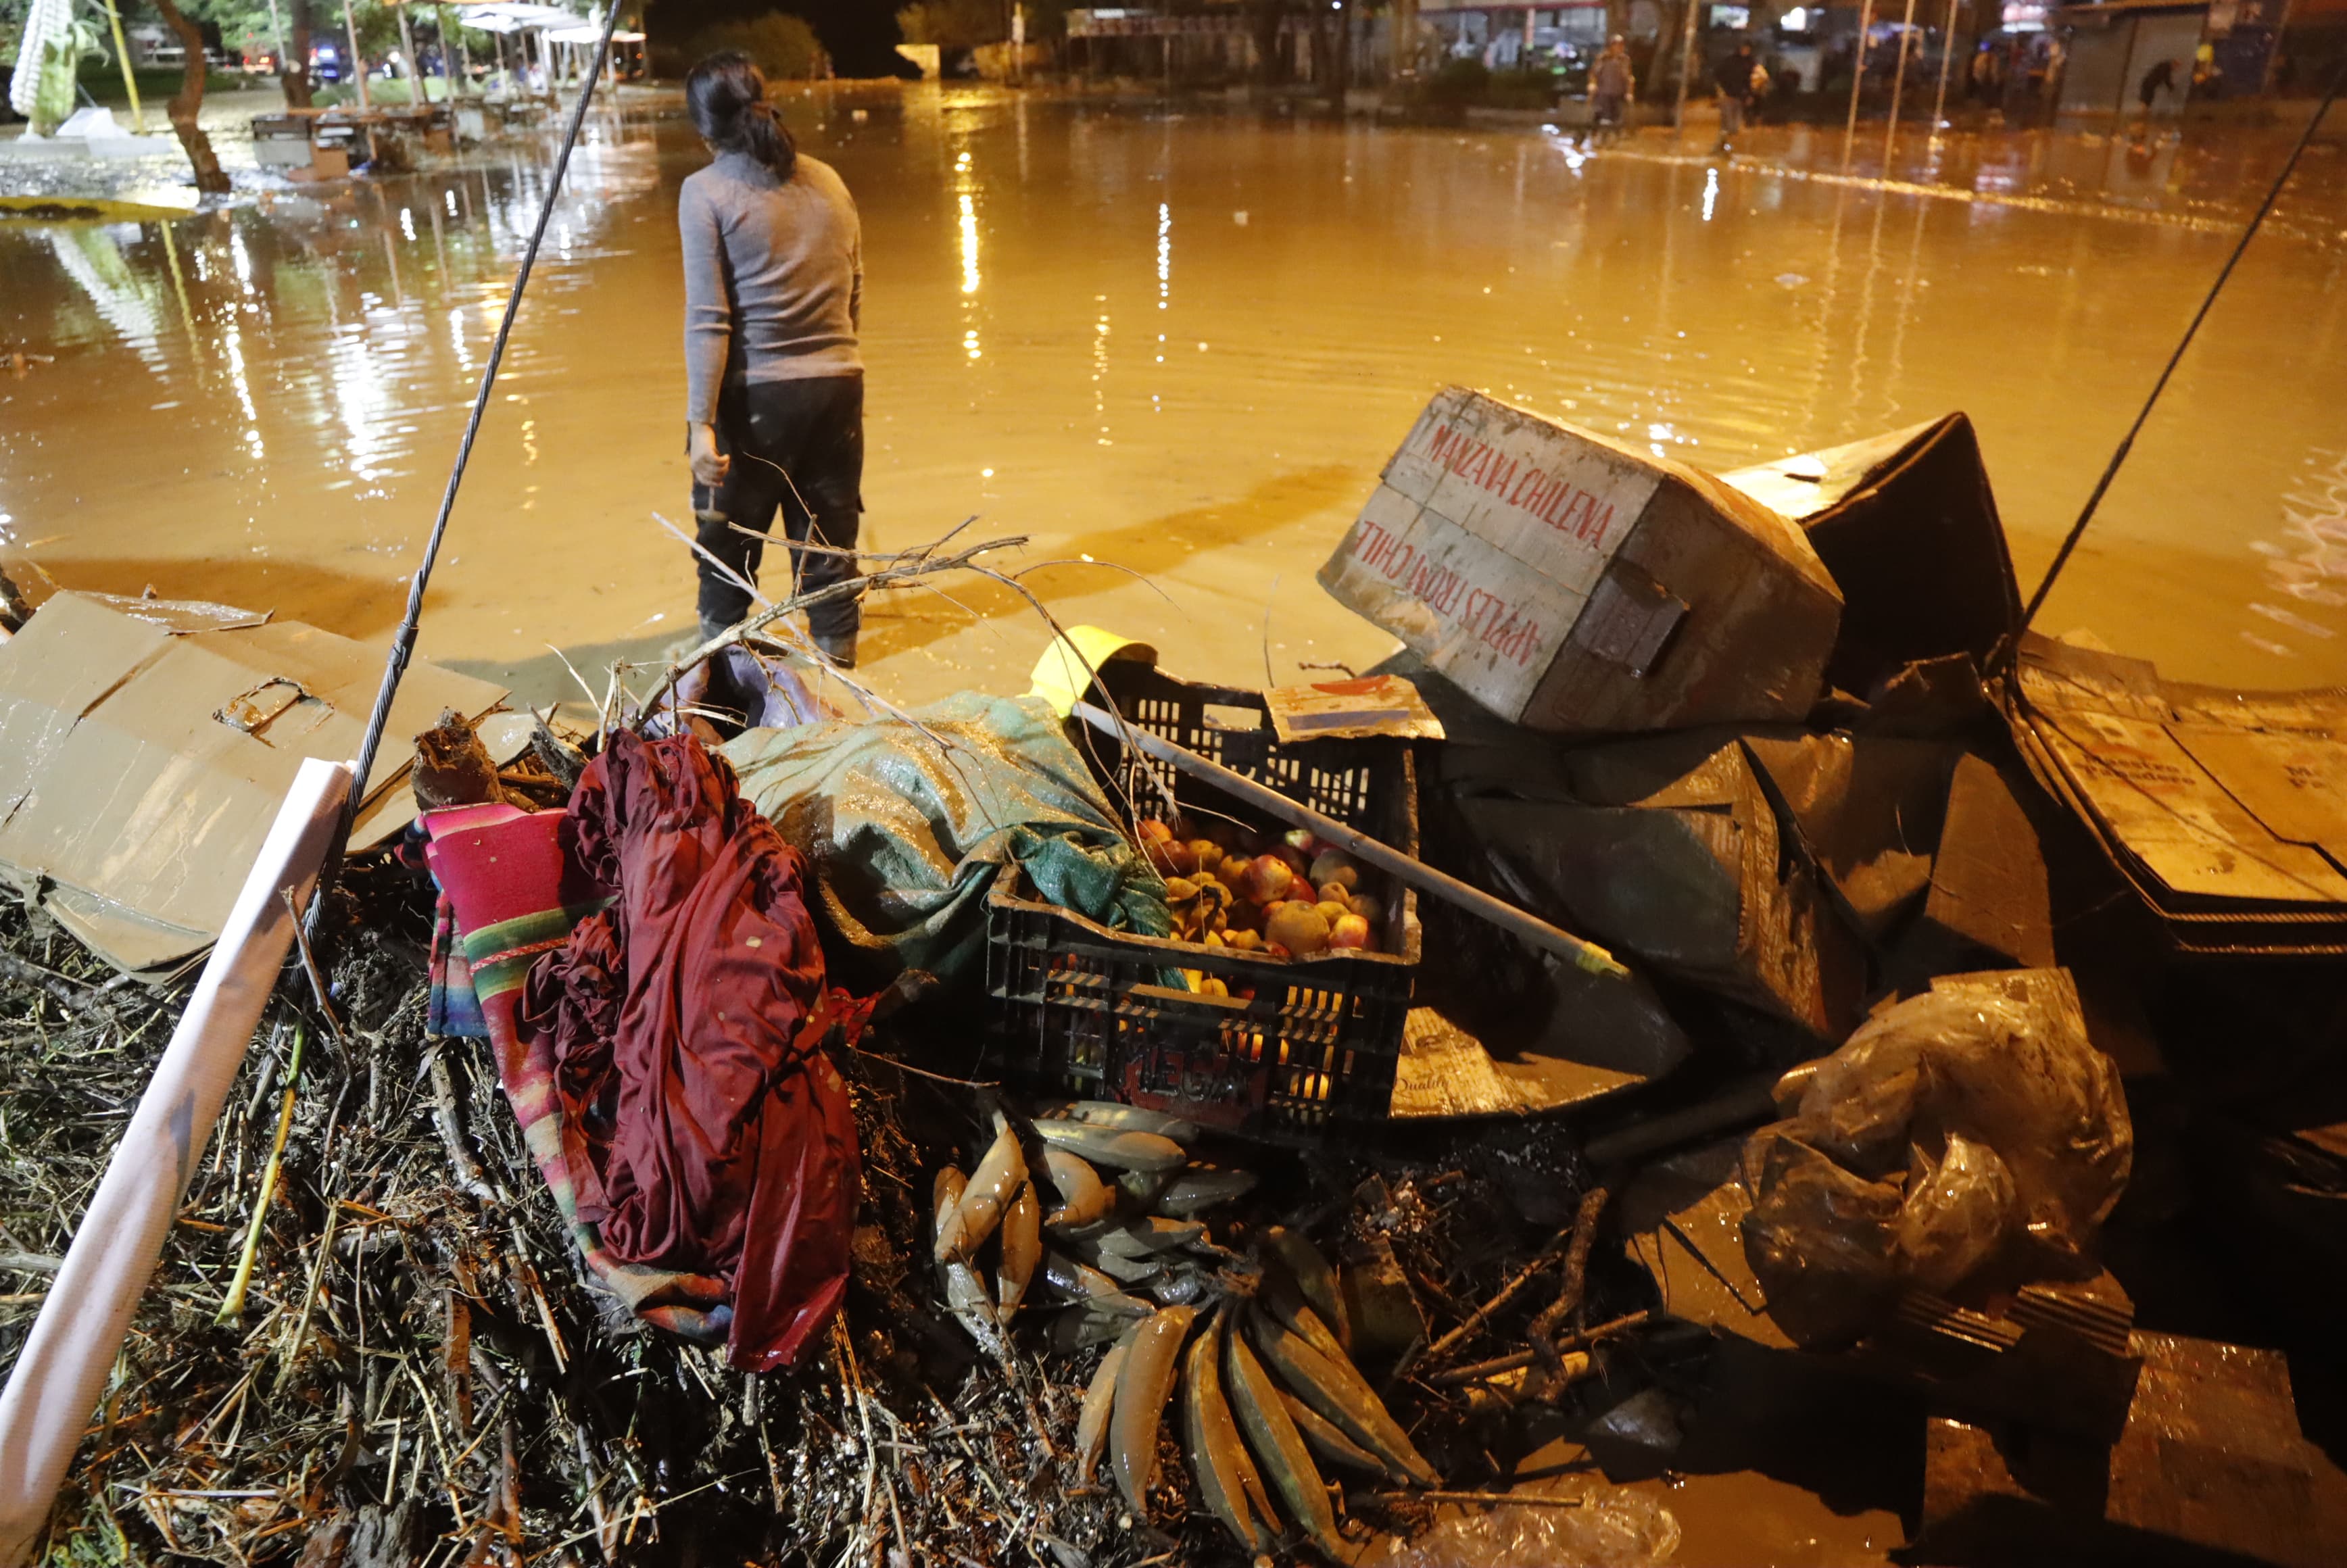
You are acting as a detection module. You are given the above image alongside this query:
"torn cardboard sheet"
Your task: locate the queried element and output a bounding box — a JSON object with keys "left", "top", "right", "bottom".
{"left": 0, "top": 592, "right": 506, "bottom": 975}
{"left": 1320, "top": 387, "right": 1842, "bottom": 735}
{"left": 1618, "top": 1139, "right": 1794, "bottom": 1350}
{"left": 2008, "top": 632, "right": 2347, "bottom": 954}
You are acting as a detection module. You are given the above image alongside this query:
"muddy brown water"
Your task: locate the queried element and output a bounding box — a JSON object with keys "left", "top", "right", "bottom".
{"left": 3, "top": 86, "right": 2345, "bottom": 714}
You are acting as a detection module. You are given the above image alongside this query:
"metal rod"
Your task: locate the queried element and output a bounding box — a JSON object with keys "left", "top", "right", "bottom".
{"left": 1070, "top": 701, "right": 1627, "bottom": 979}
{"left": 308, "top": 0, "right": 625, "bottom": 946}
{"left": 2018, "top": 55, "right": 2347, "bottom": 635}
{"left": 100, "top": 1, "right": 145, "bottom": 134}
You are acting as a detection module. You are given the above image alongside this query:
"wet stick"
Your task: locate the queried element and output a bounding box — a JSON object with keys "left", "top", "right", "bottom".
{"left": 216, "top": 1022, "right": 304, "bottom": 1325}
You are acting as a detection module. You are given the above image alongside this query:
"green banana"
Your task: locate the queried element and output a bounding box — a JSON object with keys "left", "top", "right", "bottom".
{"left": 1049, "top": 1302, "right": 1142, "bottom": 1351}
{"left": 1182, "top": 1311, "right": 1274, "bottom": 1553}
{"left": 1110, "top": 1305, "right": 1197, "bottom": 1517}
{"left": 1063, "top": 1236, "right": 1164, "bottom": 1285}
{"left": 1148, "top": 1266, "right": 1210, "bottom": 1306}
{"left": 933, "top": 1165, "right": 968, "bottom": 1240}
{"left": 996, "top": 1178, "right": 1041, "bottom": 1325}
{"left": 935, "top": 1162, "right": 1002, "bottom": 1354}
{"left": 1264, "top": 1226, "right": 1350, "bottom": 1353}
{"left": 1033, "top": 1119, "right": 1187, "bottom": 1173}
{"left": 942, "top": 1259, "right": 1003, "bottom": 1358}
{"left": 1279, "top": 1389, "right": 1388, "bottom": 1477}
{"left": 1154, "top": 1163, "right": 1258, "bottom": 1217}
{"left": 1040, "top": 1249, "right": 1148, "bottom": 1307}
{"left": 1224, "top": 1320, "right": 1342, "bottom": 1557}
{"left": 1246, "top": 1305, "right": 1437, "bottom": 1488}
{"left": 937, "top": 1116, "right": 1026, "bottom": 1263}
{"left": 1075, "top": 1331, "right": 1136, "bottom": 1484}
{"left": 1261, "top": 1268, "right": 1349, "bottom": 1366}
{"left": 1038, "top": 1147, "right": 1114, "bottom": 1232}
{"left": 1094, "top": 1216, "right": 1207, "bottom": 1258}
{"left": 1036, "top": 1100, "right": 1201, "bottom": 1143}
{"left": 1118, "top": 1166, "right": 1176, "bottom": 1206}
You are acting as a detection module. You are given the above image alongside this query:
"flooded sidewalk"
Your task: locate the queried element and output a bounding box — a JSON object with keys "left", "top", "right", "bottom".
{"left": 2, "top": 84, "right": 2344, "bottom": 710}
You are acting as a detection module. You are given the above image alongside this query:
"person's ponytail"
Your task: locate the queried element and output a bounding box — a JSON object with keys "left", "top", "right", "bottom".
{"left": 740, "top": 98, "right": 796, "bottom": 180}
{"left": 685, "top": 51, "right": 798, "bottom": 181}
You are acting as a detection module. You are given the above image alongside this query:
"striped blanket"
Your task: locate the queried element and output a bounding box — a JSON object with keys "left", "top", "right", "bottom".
{"left": 423, "top": 803, "right": 735, "bottom": 1346}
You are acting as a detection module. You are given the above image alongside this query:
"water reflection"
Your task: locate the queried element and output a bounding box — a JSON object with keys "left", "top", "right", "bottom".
{"left": 0, "top": 95, "right": 2342, "bottom": 699}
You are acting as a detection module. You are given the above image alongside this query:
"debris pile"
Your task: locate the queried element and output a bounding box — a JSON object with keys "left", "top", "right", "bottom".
{"left": 0, "top": 389, "right": 2342, "bottom": 1567}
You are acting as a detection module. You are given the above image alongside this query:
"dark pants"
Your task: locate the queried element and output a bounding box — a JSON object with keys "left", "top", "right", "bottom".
{"left": 693, "top": 374, "right": 864, "bottom": 646}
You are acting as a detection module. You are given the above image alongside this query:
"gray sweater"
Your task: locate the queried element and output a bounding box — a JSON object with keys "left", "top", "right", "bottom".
{"left": 679, "top": 149, "right": 863, "bottom": 424}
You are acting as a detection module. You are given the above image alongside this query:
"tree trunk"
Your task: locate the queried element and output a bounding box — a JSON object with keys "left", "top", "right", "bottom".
{"left": 283, "top": 0, "right": 315, "bottom": 110}
{"left": 151, "top": 0, "right": 231, "bottom": 192}
{"left": 1249, "top": 1, "right": 1284, "bottom": 86}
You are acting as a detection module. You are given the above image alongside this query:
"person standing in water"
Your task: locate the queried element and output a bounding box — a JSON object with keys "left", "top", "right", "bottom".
{"left": 1714, "top": 41, "right": 1762, "bottom": 153}
{"left": 680, "top": 51, "right": 867, "bottom": 668}
{"left": 1589, "top": 36, "right": 1635, "bottom": 146}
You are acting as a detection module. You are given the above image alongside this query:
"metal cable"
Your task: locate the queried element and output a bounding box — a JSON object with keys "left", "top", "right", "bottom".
{"left": 308, "top": 1, "right": 625, "bottom": 938}
{"left": 2017, "top": 59, "right": 2347, "bottom": 637}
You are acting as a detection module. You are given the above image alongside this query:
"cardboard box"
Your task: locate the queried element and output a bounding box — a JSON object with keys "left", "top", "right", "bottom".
{"left": 1320, "top": 387, "right": 1843, "bottom": 735}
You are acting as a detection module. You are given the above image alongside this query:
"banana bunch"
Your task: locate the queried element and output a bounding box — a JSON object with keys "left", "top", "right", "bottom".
{"left": 931, "top": 1101, "right": 1436, "bottom": 1559}
{"left": 1076, "top": 1235, "right": 1438, "bottom": 1559}
{"left": 931, "top": 1102, "right": 1254, "bottom": 1354}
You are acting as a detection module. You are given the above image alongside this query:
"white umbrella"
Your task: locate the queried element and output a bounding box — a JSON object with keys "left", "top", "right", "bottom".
{"left": 455, "top": 3, "right": 585, "bottom": 35}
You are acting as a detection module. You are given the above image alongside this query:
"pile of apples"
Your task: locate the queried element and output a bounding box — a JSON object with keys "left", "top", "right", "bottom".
{"left": 1135, "top": 818, "right": 1384, "bottom": 959}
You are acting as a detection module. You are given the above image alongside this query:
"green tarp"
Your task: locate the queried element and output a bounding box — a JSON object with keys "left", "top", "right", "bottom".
{"left": 723, "top": 692, "right": 1170, "bottom": 990}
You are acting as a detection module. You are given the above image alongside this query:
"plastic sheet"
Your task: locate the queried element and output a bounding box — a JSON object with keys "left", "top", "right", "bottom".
{"left": 724, "top": 692, "right": 1169, "bottom": 989}
{"left": 1378, "top": 1486, "right": 1681, "bottom": 1568}
{"left": 1741, "top": 970, "right": 2131, "bottom": 1345}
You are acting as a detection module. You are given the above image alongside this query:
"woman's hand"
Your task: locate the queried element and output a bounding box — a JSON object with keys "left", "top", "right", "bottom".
{"left": 687, "top": 421, "right": 731, "bottom": 489}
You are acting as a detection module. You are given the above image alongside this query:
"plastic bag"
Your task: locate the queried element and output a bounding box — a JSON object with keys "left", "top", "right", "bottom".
{"left": 1740, "top": 1125, "right": 1906, "bottom": 1347}
{"left": 1378, "top": 1486, "right": 1681, "bottom": 1568}
{"left": 1897, "top": 1130, "right": 2018, "bottom": 1293}
{"left": 1741, "top": 969, "right": 2131, "bottom": 1344}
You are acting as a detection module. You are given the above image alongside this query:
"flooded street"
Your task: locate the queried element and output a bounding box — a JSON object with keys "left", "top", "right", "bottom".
{"left": 4, "top": 88, "right": 2346, "bottom": 708}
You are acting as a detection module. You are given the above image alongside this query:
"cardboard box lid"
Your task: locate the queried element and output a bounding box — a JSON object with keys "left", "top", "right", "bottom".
{"left": 0, "top": 592, "right": 507, "bottom": 973}
{"left": 2014, "top": 633, "right": 2347, "bottom": 911}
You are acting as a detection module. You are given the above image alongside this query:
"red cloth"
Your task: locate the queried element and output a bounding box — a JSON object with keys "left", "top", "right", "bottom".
{"left": 517, "top": 730, "right": 858, "bottom": 1373}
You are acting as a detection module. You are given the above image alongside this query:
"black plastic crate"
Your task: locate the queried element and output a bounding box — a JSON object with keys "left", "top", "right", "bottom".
{"left": 986, "top": 664, "right": 1420, "bottom": 1142}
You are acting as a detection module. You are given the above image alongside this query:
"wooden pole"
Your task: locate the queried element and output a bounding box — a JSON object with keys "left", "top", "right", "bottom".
{"left": 1070, "top": 702, "right": 1628, "bottom": 979}
{"left": 1840, "top": 0, "right": 1874, "bottom": 168}
{"left": 341, "top": 0, "right": 370, "bottom": 107}
{"left": 396, "top": 0, "right": 421, "bottom": 103}
{"left": 1672, "top": 0, "right": 1700, "bottom": 130}
{"left": 441, "top": 6, "right": 470, "bottom": 97}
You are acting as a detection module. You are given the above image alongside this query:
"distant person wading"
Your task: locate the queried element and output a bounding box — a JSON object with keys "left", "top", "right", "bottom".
{"left": 680, "top": 51, "right": 867, "bottom": 669}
